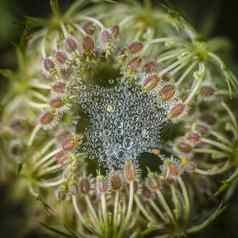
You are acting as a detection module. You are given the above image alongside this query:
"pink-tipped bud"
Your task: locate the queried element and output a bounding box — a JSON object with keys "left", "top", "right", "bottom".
{"left": 49, "top": 96, "right": 63, "bottom": 108}
{"left": 83, "top": 21, "right": 95, "bottom": 35}
{"left": 82, "top": 36, "right": 95, "bottom": 52}
{"left": 61, "top": 135, "right": 76, "bottom": 151}
{"left": 168, "top": 164, "right": 180, "bottom": 177}
{"left": 111, "top": 25, "right": 120, "bottom": 38}
{"left": 55, "top": 51, "right": 67, "bottom": 64}
{"left": 143, "top": 62, "right": 156, "bottom": 73}
{"left": 160, "top": 84, "right": 176, "bottom": 101}
{"left": 124, "top": 160, "right": 136, "bottom": 182}
{"left": 65, "top": 37, "right": 78, "bottom": 51}
{"left": 177, "top": 142, "right": 192, "bottom": 153}
{"left": 128, "top": 42, "right": 144, "bottom": 54}
{"left": 144, "top": 74, "right": 160, "bottom": 90}
{"left": 43, "top": 58, "right": 55, "bottom": 72}
{"left": 168, "top": 103, "right": 186, "bottom": 119}
{"left": 128, "top": 57, "right": 142, "bottom": 70}
{"left": 39, "top": 111, "right": 54, "bottom": 125}
{"left": 187, "top": 132, "right": 201, "bottom": 145}
{"left": 110, "top": 174, "right": 122, "bottom": 191}
{"left": 52, "top": 82, "right": 65, "bottom": 93}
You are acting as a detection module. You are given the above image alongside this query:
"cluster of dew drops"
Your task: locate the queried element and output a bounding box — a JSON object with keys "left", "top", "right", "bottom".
{"left": 77, "top": 77, "right": 169, "bottom": 170}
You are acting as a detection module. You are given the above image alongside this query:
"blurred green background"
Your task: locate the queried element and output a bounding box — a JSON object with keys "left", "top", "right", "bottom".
{"left": 0, "top": 0, "right": 238, "bottom": 237}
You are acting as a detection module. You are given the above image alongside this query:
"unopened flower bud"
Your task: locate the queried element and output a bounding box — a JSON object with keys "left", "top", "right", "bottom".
{"left": 49, "top": 96, "right": 63, "bottom": 108}
{"left": 61, "top": 135, "right": 77, "bottom": 151}
{"left": 144, "top": 74, "right": 160, "bottom": 91}
{"left": 110, "top": 174, "right": 122, "bottom": 191}
{"left": 143, "top": 61, "right": 156, "bottom": 73}
{"left": 65, "top": 37, "right": 78, "bottom": 51}
{"left": 168, "top": 103, "right": 186, "bottom": 119}
{"left": 52, "top": 82, "right": 65, "bottom": 93}
{"left": 55, "top": 51, "right": 67, "bottom": 64}
{"left": 128, "top": 42, "right": 144, "bottom": 54}
{"left": 124, "top": 160, "right": 136, "bottom": 182}
{"left": 128, "top": 57, "right": 142, "bottom": 70}
{"left": 177, "top": 142, "right": 192, "bottom": 153}
{"left": 187, "top": 132, "right": 201, "bottom": 145}
{"left": 168, "top": 164, "right": 180, "bottom": 177}
{"left": 82, "top": 36, "right": 94, "bottom": 51}
{"left": 39, "top": 111, "right": 54, "bottom": 124}
{"left": 43, "top": 58, "right": 55, "bottom": 72}
{"left": 160, "top": 84, "right": 176, "bottom": 101}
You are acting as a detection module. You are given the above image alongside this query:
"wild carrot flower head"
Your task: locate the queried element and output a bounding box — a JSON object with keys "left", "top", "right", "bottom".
{"left": 29, "top": 16, "right": 187, "bottom": 172}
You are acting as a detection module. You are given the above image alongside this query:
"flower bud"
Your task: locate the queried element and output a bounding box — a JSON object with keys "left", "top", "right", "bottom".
{"left": 61, "top": 135, "right": 77, "bottom": 151}
{"left": 52, "top": 82, "right": 65, "bottom": 93}
{"left": 168, "top": 103, "right": 186, "bottom": 119}
{"left": 110, "top": 174, "right": 122, "bottom": 191}
{"left": 65, "top": 37, "right": 78, "bottom": 51}
{"left": 143, "top": 62, "right": 156, "bottom": 73}
{"left": 49, "top": 96, "right": 63, "bottom": 108}
{"left": 55, "top": 51, "right": 67, "bottom": 64}
{"left": 124, "top": 160, "right": 136, "bottom": 182}
{"left": 43, "top": 58, "right": 55, "bottom": 72}
{"left": 82, "top": 36, "right": 95, "bottom": 52}
{"left": 168, "top": 164, "right": 180, "bottom": 177}
{"left": 177, "top": 142, "right": 192, "bottom": 153}
{"left": 128, "top": 42, "right": 144, "bottom": 54}
{"left": 160, "top": 84, "right": 176, "bottom": 101}
{"left": 187, "top": 132, "right": 201, "bottom": 145}
{"left": 39, "top": 111, "right": 54, "bottom": 125}
{"left": 144, "top": 74, "right": 160, "bottom": 91}
{"left": 127, "top": 57, "right": 142, "bottom": 70}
